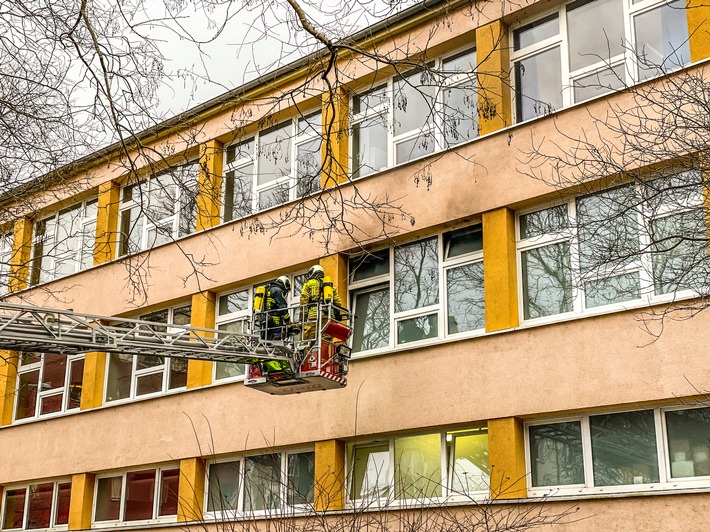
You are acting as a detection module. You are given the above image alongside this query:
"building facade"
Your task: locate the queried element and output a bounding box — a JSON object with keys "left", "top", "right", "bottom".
{"left": 2, "top": 0, "right": 710, "bottom": 530}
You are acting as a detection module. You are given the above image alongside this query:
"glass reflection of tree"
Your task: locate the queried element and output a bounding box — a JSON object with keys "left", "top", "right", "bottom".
{"left": 530, "top": 423, "right": 584, "bottom": 486}
{"left": 394, "top": 238, "right": 439, "bottom": 312}
{"left": 446, "top": 262, "right": 484, "bottom": 333}
{"left": 354, "top": 288, "right": 390, "bottom": 351}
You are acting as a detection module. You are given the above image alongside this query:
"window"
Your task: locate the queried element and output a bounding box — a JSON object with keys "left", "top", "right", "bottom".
{"left": 205, "top": 450, "right": 315, "bottom": 515}
{"left": 527, "top": 405, "right": 710, "bottom": 495}
{"left": 118, "top": 164, "right": 199, "bottom": 256}
{"left": 518, "top": 172, "right": 709, "bottom": 321}
{"left": 348, "top": 428, "right": 489, "bottom": 503}
{"left": 214, "top": 274, "right": 307, "bottom": 381}
{"left": 223, "top": 112, "right": 322, "bottom": 220}
{"left": 1, "top": 481, "right": 71, "bottom": 530}
{"left": 30, "top": 199, "right": 97, "bottom": 286}
{"left": 105, "top": 305, "right": 191, "bottom": 402}
{"left": 0, "top": 232, "right": 12, "bottom": 296}
{"left": 14, "top": 353, "right": 84, "bottom": 422}
{"left": 351, "top": 47, "right": 478, "bottom": 178}
{"left": 349, "top": 225, "right": 484, "bottom": 353}
{"left": 511, "top": 0, "right": 690, "bottom": 121}
{"left": 93, "top": 467, "right": 179, "bottom": 524}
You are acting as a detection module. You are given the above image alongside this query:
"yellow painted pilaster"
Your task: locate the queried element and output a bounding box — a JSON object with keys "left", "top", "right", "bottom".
{"left": 688, "top": 0, "right": 710, "bottom": 62}
{"left": 488, "top": 417, "right": 527, "bottom": 500}
{"left": 178, "top": 457, "right": 205, "bottom": 522}
{"left": 196, "top": 140, "right": 224, "bottom": 231}
{"left": 314, "top": 439, "right": 346, "bottom": 511}
{"left": 322, "top": 87, "right": 350, "bottom": 187}
{"left": 187, "top": 291, "right": 216, "bottom": 389}
{"left": 0, "top": 351, "right": 18, "bottom": 426}
{"left": 80, "top": 352, "right": 107, "bottom": 410}
{"left": 320, "top": 253, "right": 348, "bottom": 308}
{"left": 9, "top": 218, "right": 33, "bottom": 292}
{"left": 483, "top": 207, "right": 519, "bottom": 331}
{"left": 68, "top": 473, "right": 95, "bottom": 530}
{"left": 94, "top": 181, "right": 120, "bottom": 265}
{"left": 476, "top": 20, "right": 511, "bottom": 135}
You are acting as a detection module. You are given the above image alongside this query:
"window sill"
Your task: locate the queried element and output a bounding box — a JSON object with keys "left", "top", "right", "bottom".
{"left": 92, "top": 517, "right": 177, "bottom": 530}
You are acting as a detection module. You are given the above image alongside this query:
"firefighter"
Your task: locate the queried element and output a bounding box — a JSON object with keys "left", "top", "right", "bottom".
{"left": 299, "top": 265, "right": 342, "bottom": 342}
{"left": 261, "top": 276, "right": 293, "bottom": 374}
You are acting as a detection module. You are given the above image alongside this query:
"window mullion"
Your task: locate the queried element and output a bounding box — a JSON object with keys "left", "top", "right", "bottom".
{"left": 439, "top": 432, "right": 448, "bottom": 499}
{"left": 580, "top": 415, "right": 594, "bottom": 488}
{"left": 568, "top": 199, "right": 584, "bottom": 313}
{"left": 119, "top": 473, "right": 128, "bottom": 521}
{"left": 559, "top": 6, "right": 573, "bottom": 108}
{"left": 654, "top": 408, "right": 669, "bottom": 484}
{"left": 387, "top": 80, "right": 395, "bottom": 168}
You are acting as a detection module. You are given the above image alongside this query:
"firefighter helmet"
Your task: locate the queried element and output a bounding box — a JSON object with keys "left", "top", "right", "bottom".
{"left": 275, "top": 275, "right": 291, "bottom": 292}
{"left": 307, "top": 265, "right": 325, "bottom": 279}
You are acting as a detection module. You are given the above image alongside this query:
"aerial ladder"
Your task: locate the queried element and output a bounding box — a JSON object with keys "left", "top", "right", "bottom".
{"left": 0, "top": 300, "right": 352, "bottom": 395}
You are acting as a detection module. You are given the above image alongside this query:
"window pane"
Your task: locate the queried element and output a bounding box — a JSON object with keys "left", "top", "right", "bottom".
{"left": 95, "top": 477, "right": 122, "bottom": 521}
{"left": 397, "top": 314, "right": 438, "bottom": 344}
{"left": 352, "top": 287, "right": 390, "bottom": 352}
{"left": 449, "top": 430, "right": 489, "bottom": 493}
{"left": 176, "top": 164, "right": 199, "bottom": 237}
{"left": 394, "top": 238, "right": 439, "bottom": 312}
{"left": 287, "top": 452, "right": 315, "bottom": 506}
{"left": 353, "top": 119, "right": 388, "bottom": 179}
{"left": 513, "top": 14, "right": 559, "bottom": 50}
{"left": 172, "top": 305, "right": 192, "bottom": 326}
{"left": 55, "top": 482, "right": 71, "bottom": 526}
{"left": 635, "top": 0, "right": 690, "bottom": 81}
{"left": 590, "top": 410, "right": 659, "bottom": 486}
{"left": 216, "top": 323, "right": 248, "bottom": 380}
{"left": 515, "top": 47, "right": 562, "bottom": 122}
{"left": 168, "top": 359, "right": 188, "bottom": 390}
{"left": 395, "top": 132, "right": 435, "bottom": 164}
{"left": 41, "top": 354, "right": 66, "bottom": 390}
{"left": 3, "top": 489, "right": 26, "bottom": 529}
{"left": 573, "top": 63, "right": 626, "bottom": 103}
{"left": 15, "top": 369, "right": 39, "bottom": 420}
{"left": 577, "top": 186, "right": 640, "bottom": 274}
{"left": 444, "top": 225, "right": 482, "bottom": 259}
{"left": 529, "top": 422, "right": 585, "bottom": 487}
{"left": 350, "top": 250, "right": 389, "bottom": 282}
{"left": 394, "top": 434, "right": 442, "bottom": 499}
{"left": 651, "top": 209, "right": 710, "bottom": 295}
{"left": 567, "top": 0, "right": 624, "bottom": 72}
{"left": 124, "top": 470, "right": 156, "bottom": 521}
{"left": 296, "top": 137, "right": 321, "bottom": 197}
{"left": 120, "top": 205, "right": 143, "bottom": 256}
{"left": 447, "top": 262, "right": 484, "bottom": 334}
{"left": 219, "top": 290, "right": 249, "bottom": 315}
{"left": 350, "top": 444, "right": 390, "bottom": 500}
{"left": 584, "top": 271, "right": 641, "bottom": 308}
{"left": 207, "top": 461, "right": 241, "bottom": 512}
{"left": 106, "top": 354, "right": 133, "bottom": 402}
{"left": 442, "top": 48, "right": 476, "bottom": 73}
{"left": 666, "top": 407, "right": 710, "bottom": 478}
{"left": 522, "top": 242, "right": 573, "bottom": 319}
{"left": 26, "top": 483, "right": 53, "bottom": 529}
{"left": 67, "top": 358, "right": 83, "bottom": 410}
{"left": 645, "top": 171, "right": 703, "bottom": 214}
{"left": 136, "top": 354, "right": 164, "bottom": 370}
{"left": 258, "top": 183, "right": 290, "bottom": 211}
{"left": 258, "top": 123, "right": 291, "bottom": 186}
{"left": 244, "top": 455, "right": 281, "bottom": 512}
{"left": 223, "top": 166, "right": 254, "bottom": 222}
{"left": 298, "top": 111, "right": 321, "bottom": 136}
{"left": 136, "top": 372, "right": 164, "bottom": 396}
{"left": 158, "top": 469, "right": 179, "bottom": 516}
{"left": 352, "top": 85, "right": 388, "bottom": 115}
{"left": 520, "top": 205, "right": 569, "bottom": 240}
{"left": 227, "top": 139, "right": 254, "bottom": 164}
{"left": 40, "top": 394, "right": 63, "bottom": 416}
{"left": 443, "top": 85, "right": 478, "bottom": 147}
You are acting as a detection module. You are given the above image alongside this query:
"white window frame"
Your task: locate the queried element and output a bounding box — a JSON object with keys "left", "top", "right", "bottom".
{"left": 30, "top": 199, "right": 97, "bottom": 286}
{"left": 92, "top": 465, "right": 180, "bottom": 528}
{"left": 222, "top": 111, "right": 323, "bottom": 221}
{"left": 525, "top": 404, "right": 710, "bottom": 497}
{"left": 510, "top": 0, "right": 691, "bottom": 122}
{"left": 118, "top": 164, "right": 198, "bottom": 256}
{"left": 516, "top": 173, "right": 705, "bottom": 326}
{"left": 0, "top": 232, "right": 13, "bottom": 296}
{"left": 349, "top": 225, "right": 484, "bottom": 356}
{"left": 104, "top": 305, "right": 190, "bottom": 403}
{"left": 346, "top": 428, "right": 489, "bottom": 506}
{"left": 0, "top": 479, "right": 72, "bottom": 531}
{"left": 203, "top": 448, "right": 315, "bottom": 518}
{"left": 13, "top": 353, "right": 85, "bottom": 423}
{"left": 213, "top": 273, "right": 308, "bottom": 382}
{"left": 350, "top": 46, "right": 478, "bottom": 179}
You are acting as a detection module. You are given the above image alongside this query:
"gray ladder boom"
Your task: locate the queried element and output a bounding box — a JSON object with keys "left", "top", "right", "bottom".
{"left": 0, "top": 302, "right": 292, "bottom": 364}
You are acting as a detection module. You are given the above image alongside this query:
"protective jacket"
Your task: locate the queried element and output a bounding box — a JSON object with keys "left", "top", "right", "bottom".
{"left": 266, "top": 283, "right": 291, "bottom": 326}
{"left": 300, "top": 278, "right": 342, "bottom": 321}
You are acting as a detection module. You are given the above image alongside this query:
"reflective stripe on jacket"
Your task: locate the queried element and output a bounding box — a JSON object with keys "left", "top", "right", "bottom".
{"left": 300, "top": 278, "right": 341, "bottom": 320}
